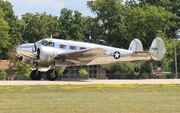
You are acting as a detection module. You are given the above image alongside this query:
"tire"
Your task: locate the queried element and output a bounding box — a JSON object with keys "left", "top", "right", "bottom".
{"left": 134, "top": 67, "right": 140, "bottom": 73}
{"left": 46, "top": 70, "right": 58, "bottom": 81}
{"left": 30, "top": 70, "right": 41, "bottom": 80}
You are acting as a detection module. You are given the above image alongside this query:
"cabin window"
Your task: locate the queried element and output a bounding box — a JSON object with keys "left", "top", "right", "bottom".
{"left": 60, "top": 44, "right": 66, "bottom": 49}
{"left": 70, "top": 46, "right": 76, "bottom": 50}
{"left": 80, "top": 47, "right": 86, "bottom": 50}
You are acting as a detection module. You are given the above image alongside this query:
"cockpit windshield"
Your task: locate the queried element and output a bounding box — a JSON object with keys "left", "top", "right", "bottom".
{"left": 36, "top": 40, "right": 48, "bottom": 45}
{"left": 36, "top": 39, "right": 53, "bottom": 47}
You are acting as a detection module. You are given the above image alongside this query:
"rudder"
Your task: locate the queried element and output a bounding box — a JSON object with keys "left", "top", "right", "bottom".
{"left": 128, "top": 39, "right": 143, "bottom": 52}
{"left": 149, "top": 37, "right": 166, "bottom": 61}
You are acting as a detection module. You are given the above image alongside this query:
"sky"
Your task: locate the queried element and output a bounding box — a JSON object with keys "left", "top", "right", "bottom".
{"left": 7, "top": 0, "right": 95, "bottom": 18}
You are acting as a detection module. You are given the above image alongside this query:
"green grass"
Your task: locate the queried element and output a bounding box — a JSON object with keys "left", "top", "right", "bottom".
{"left": 0, "top": 84, "right": 180, "bottom": 113}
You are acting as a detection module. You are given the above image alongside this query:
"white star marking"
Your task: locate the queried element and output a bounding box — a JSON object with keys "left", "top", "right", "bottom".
{"left": 114, "top": 52, "right": 120, "bottom": 59}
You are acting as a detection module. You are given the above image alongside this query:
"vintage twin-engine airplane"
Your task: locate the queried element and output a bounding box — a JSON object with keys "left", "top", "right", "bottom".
{"left": 16, "top": 36, "right": 166, "bottom": 81}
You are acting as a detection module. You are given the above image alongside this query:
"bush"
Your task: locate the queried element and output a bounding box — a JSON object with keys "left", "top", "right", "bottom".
{"left": 79, "top": 69, "right": 88, "bottom": 77}
{"left": 55, "top": 67, "right": 65, "bottom": 75}
{"left": 15, "top": 62, "right": 31, "bottom": 79}
{"left": 138, "top": 73, "right": 150, "bottom": 79}
{"left": 0, "top": 68, "right": 7, "bottom": 80}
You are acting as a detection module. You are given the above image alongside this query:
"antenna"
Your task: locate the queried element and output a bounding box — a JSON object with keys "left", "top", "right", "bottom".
{"left": 50, "top": 35, "right": 58, "bottom": 39}
{"left": 110, "top": 40, "right": 116, "bottom": 47}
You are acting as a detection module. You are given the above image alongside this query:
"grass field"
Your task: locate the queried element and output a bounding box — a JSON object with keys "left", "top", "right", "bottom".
{"left": 0, "top": 84, "right": 180, "bottom": 113}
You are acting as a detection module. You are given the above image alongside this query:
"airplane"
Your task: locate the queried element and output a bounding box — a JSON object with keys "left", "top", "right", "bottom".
{"left": 16, "top": 36, "right": 166, "bottom": 81}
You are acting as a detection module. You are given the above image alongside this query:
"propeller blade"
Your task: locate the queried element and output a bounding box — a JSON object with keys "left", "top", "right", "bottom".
{"left": 32, "top": 43, "right": 37, "bottom": 52}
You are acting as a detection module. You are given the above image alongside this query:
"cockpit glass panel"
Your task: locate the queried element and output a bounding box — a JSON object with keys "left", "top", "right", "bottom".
{"left": 42, "top": 40, "right": 48, "bottom": 45}
{"left": 36, "top": 39, "right": 54, "bottom": 47}
{"left": 36, "top": 40, "right": 48, "bottom": 46}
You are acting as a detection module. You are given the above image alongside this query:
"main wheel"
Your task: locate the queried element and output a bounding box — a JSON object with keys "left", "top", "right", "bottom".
{"left": 46, "top": 70, "right": 58, "bottom": 81}
{"left": 30, "top": 70, "right": 41, "bottom": 80}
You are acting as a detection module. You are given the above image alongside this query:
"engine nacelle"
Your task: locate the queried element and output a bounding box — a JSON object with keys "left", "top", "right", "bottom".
{"left": 38, "top": 46, "right": 55, "bottom": 63}
{"left": 19, "top": 56, "right": 31, "bottom": 64}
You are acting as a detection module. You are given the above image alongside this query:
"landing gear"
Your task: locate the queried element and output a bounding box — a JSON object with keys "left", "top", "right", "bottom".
{"left": 46, "top": 69, "right": 58, "bottom": 81}
{"left": 133, "top": 62, "right": 140, "bottom": 73}
{"left": 30, "top": 61, "right": 58, "bottom": 81}
{"left": 30, "top": 70, "right": 41, "bottom": 80}
{"left": 30, "top": 62, "right": 41, "bottom": 80}
{"left": 134, "top": 66, "right": 140, "bottom": 73}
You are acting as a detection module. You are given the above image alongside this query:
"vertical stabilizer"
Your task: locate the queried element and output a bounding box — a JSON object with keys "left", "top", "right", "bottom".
{"left": 128, "top": 39, "right": 143, "bottom": 52}
{"left": 149, "top": 37, "right": 166, "bottom": 61}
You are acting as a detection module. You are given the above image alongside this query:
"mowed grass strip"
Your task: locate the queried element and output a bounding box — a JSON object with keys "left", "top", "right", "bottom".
{"left": 0, "top": 84, "right": 180, "bottom": 113}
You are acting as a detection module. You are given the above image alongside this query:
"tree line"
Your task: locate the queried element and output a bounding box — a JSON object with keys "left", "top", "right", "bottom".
{"left": 0, "top": 0, "right": 180, "bottom": 76}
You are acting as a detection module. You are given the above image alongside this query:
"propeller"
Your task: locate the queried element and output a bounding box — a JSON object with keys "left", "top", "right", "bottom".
{"left": 31, "top": 42, "right": 40, "bottom": 60}
{"left": 32, "top": 43, "right": 37, "bottom": 52}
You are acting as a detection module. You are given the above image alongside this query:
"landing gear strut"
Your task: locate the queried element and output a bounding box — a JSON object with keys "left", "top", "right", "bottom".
{"left": 30, "top": 63, "right": 41, "bottom": 80}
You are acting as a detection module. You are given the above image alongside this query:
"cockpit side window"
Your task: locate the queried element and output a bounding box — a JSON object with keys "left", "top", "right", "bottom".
{"left": 44, "top": 41, "right": 53, "bottom": 46}
{"left": 48, "top": 42, "right": 53, "bottom": 47}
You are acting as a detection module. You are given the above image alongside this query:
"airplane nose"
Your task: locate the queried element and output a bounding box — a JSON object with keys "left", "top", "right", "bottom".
{"left": 16, "top": 45, "right": 22, "bottom": 55}
{"left": 16, "top": 45, "right": 21, "bottom": 50}
{"left": 16, "top": 43, "right": 36, "bottom": 56}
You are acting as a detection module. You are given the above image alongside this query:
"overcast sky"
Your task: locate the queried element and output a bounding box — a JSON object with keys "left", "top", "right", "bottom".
{"left": 8, "top": 0, "right": 94, "bottom": 18}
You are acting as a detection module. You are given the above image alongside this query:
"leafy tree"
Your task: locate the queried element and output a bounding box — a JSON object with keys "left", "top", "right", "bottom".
{"left": 0, "top": 8, "right": 10, "bottom": 59}
{"left": 58, "top": 8, "right": 88, "bottom": 41}
{"left": 102, "top": 62, "right": 134, "bottom": 74}
{"left": 0, "top": 0, "right": 22, "bottom": 59}
{"left": 15, "top": 62, "right": 31, "bottom": 79}
{"left": 0, "top": 68, "right": 7, "bottom": 80}
{"left": 58, "top": 8, "right": 73, "bottom": 40}
{"left": 21, "top": 12, "right": 59, "bottom": 42}
{"left": 160, "top": 37, "right": 174, "bottom": 72}
{"left": 138, "top": 0, "right": 180, "bottom": 39}
{"left": 70, "top": 10, "right": 86, "bottom": 41}
{"left": 83, "top": 16, "right": 102, "bottom": 43}
{"left": 87, "top": 0, "right": 127, "bottom": 47}
{"left": 79, "top": 68, "right": 88, "bottom": 77}
{"left": 124, "top": 4, "right": 172, "bottom": 49}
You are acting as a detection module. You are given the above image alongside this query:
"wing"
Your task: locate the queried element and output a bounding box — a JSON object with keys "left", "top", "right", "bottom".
{"left": 55, "top": 48, "right": 107, "bottom": 65}
{"left": 87, "top": 51, "right": 152, "bottom": 65}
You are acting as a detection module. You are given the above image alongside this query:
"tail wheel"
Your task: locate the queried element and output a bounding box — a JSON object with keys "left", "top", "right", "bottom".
{"left": 46, "top": 69, "right": 58, "bottom": 81}
{"left": 30, "top": 70, "right": 41, "bottom": 80}
{"left": 134, "top": 67, "right": 140, "bottom": 73}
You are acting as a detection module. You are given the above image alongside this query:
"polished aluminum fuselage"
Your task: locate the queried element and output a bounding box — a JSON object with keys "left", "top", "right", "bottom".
{"left": 16, "top": 38, "right": 149, "bottom": 68}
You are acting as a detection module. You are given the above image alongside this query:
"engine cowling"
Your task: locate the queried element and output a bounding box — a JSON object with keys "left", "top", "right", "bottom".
{"left": 19, "top": 56, "right": 31, "bottom": 64}
{"left": 37, "top": 46, "right": 55, "bottom": 63}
